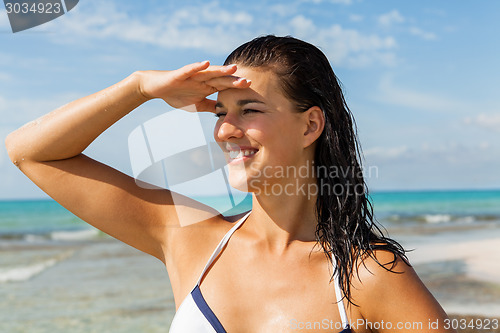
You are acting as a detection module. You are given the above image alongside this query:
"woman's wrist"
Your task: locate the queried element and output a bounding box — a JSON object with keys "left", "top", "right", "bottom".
{"left": 130, "top": 70, "right": 156, "bottom": 102}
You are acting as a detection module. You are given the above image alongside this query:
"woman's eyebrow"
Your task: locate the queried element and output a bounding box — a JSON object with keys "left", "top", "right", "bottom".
{"left": 216, "top": 99, "right": 265, "bottom": 109}
{"left": 237, "top": 99, "right": 265, "bottom": 106}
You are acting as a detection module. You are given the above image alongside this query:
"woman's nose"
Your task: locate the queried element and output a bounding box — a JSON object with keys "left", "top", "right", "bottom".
{"left": 215, "top": 117, "right": 244, "bottom": 141}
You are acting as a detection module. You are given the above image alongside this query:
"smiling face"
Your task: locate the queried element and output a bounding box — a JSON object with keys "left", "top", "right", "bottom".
{"left": 214, "top": 66, "right": 314, "bottom": 192}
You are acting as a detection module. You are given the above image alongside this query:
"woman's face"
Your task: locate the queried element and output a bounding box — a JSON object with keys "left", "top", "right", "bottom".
{"left": 214, "top": 66, "right": 311, "bottom": 192}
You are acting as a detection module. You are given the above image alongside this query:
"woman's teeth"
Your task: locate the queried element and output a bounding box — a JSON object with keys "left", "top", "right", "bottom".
{"left": 229, "top": 149, "right": 257, "bottom": 159}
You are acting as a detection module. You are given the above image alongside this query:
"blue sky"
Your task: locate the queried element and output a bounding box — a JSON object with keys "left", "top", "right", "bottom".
{"left": 1, "top": 0, "right": 499, "bottom": 199}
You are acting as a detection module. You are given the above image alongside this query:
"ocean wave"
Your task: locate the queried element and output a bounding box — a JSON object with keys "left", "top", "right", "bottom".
{"left": 0, "top": 251, "right": 73, "bottom": 283}
{"left": 383, "top": 213, "right": 500, "bottom": 224}
{"left": 423, "top": 214, "right": 452, "bottom": 224}
{"left": 0, "top": 228, "right": 101, "bottom": 242}
{"left": 50, "top": 229, "right": 100, "bottom": 241}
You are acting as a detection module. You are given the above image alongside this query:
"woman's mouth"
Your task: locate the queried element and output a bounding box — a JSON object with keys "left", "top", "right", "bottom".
{"left": 226, "top": 144, "right": 259, "bottom": 164}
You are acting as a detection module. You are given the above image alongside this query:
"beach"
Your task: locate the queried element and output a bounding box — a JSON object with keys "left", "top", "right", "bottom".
{"left": 1, "top": 192, "right": 500, "bottom": 332}
{"left": 0, "top": 237, "right": 175, "bottom": 333}
{"left": 397, "top": 226, "right": 500, "bottom": 318}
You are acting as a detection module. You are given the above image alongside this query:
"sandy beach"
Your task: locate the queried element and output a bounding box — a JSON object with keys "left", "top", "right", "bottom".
{"left": 1, "top": 223, "right": 499, "bottom": 332}
{"left": 392, "top": 225, "right": 500, "bottom": 319}
{"left": 0, "top": 238, "right": 175, "bottom": 333}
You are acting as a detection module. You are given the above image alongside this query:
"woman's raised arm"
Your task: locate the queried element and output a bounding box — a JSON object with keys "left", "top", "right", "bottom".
{"left": 4, "top": 61, "right": 250, "bottom": 262}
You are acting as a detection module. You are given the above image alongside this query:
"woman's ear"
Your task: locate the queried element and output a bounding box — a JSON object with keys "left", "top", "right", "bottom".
{"left": 303, "top": 106, "right": 325, "bottom": 148}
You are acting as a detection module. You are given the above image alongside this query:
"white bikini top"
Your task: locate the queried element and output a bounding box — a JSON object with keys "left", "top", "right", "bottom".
{"left": 169, "top": 211, "right": 350, "bottom": 332}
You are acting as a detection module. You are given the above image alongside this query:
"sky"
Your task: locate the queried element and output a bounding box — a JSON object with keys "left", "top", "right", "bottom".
{"left": 0, "top": 0, "right": 499, "bottom": 200}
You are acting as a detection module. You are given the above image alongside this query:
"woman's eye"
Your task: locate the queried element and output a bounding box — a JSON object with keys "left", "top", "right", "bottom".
{"left": 242, "top": 109, "right": 261, "bottom": 114}
{"left": 215, "top": 113, "right": 226, "bottom": 118}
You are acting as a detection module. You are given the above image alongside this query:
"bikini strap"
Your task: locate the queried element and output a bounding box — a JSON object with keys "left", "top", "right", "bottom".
{"left": 196, "top": 211, "right": 252, "bottom": 285}
{"left": 332, "top": 259, "right": 350, "bottom": 329}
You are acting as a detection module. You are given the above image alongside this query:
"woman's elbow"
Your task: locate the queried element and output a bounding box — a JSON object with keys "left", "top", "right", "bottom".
{"left": 5, "top": 129, "right": 27, "bottom": 167}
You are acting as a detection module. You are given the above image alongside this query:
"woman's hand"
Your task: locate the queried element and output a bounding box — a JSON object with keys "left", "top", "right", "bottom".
{"left": 5, "top": 61, "right": 247, "bottom": 263}
{"left": 136, "top": 61, "right": 251, "bottom": 112}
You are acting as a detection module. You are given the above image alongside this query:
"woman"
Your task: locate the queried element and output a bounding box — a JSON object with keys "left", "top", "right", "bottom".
{"left": 5, "top": 35, "right": 454, "bottom": 332}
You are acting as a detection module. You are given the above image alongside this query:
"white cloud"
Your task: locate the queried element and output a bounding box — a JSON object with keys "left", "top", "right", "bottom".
{"left": 301, "top": 0, "right": 352, "bottom": 4}
{"left": 0, "top": 93, "right": 82, "bottom": 125}
{"left": 0, "top": 9, "right": 10, "bottom": 30}
{"left": 269, "top": 4, "right": 298, "bottom": 17}
{"left": 444, "top": 25, "right": 458, "bottom": 33}
{"left": 364, "top": 145, "right": 409, "bottom": 159}
{"left": 0, "top": 71, "right": 12, "bottom": 81}
{"left": 289, "top": 21, "right": 397, "bottom": 67}
{"left": 349, "top": 14, "right": 364, "bottom": 22}
{"left": 376, "top": 75, "right": 462, "bottom": 112}
{"left": 43, "top": 1, "right": 254, "bottom": 55}
{"left": 377, "top": 9, "right": 405, "bottom": 27}
{"left": 366, "top": 142, "right": 497, "bottom": 163}
{"left": 377, "top": 11, "right": 437, "bottom": 41}
{"left": 464, "top": 113, "right": 500, "bottom": 132}
{"left": 34, "top": 0, "right": 397, "bottom": 68}
{"left": 0, "top": 127, "right": 9, "bottom": 167}
{"left": 409, "top": 27, "right": 437, "bottom": 40}
{"left": 364, "top": 142, "right": 500, "bottom": 190}
{"left": 328, "top": 0, "right": 352, "bottom": 4}
{"left": 290, "top": 15, "right": 316, "bottom": 36}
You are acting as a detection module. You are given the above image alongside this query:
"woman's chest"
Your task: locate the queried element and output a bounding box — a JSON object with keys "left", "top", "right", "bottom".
{"left": 199, "top": 247, "right": 347, "bottom": 332}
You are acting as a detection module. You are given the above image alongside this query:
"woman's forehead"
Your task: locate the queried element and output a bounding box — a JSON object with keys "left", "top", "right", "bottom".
{"left": 217, "top": 66, "right": 284, "bottom": 105}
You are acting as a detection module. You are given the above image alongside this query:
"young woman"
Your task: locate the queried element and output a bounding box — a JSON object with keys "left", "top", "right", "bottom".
{"left": 6, "top": 35, "right": 455, "bottom": 332}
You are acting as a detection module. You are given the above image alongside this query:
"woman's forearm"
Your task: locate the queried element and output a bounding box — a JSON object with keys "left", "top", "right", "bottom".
{"left": 5, "top": 62, "right": 249, "bottom": 167}
{"left": 5, "top": 72, "right": 149, "bottom": 165}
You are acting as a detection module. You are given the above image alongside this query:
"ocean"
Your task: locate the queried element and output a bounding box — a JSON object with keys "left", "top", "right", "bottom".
{"left": 370, "top": 189, "right": 500, "bottom": 226}
{"left": 2, "top": 189, "right": 500, "bottom": 242}
{"left": 1, "top": 189, "right": 500, "bottom": 331}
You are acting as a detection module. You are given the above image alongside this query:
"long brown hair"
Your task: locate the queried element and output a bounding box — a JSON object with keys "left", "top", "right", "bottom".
{"left": 225, "top": 35, "right": 407, "bottom": 304}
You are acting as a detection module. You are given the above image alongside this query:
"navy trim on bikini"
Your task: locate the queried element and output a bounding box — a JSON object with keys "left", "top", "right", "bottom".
{"left": 192, "top": 284, "right": 350, "bottom": 333}
{"left": 192, "top": 285, "right": 227, "bottom": 333}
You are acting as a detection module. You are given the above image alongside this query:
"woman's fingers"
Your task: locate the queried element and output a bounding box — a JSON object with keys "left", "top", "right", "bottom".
{"left": 195, "top": 98, "right": 218, "bottom": 113}
{"left": 190, "top": 64, "right": 237, "bottom": 82}
{"left": 205, "top": 76, "right": 251, "bottom": 92}
{"left": 147, "top": 62, "right": 250, "bottom": 110}
{"left": 177, "top": 61, "right": 211, "bottom": 80}
{"left": 177, "top": 62, "right": 250, "bottom": 91}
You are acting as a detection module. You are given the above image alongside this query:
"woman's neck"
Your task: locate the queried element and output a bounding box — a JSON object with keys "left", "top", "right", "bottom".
{"left": 246, "top": 188, "right": 318, "bottom": 253}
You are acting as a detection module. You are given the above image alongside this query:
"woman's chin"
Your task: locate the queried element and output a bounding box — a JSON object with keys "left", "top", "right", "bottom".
{"left": 227, "top": 173, "right": 250, "bottom": 192}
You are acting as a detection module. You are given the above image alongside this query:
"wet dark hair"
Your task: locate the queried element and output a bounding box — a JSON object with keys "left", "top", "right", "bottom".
{"left": 225, "top": 35, "right": 407, "bottom": 305}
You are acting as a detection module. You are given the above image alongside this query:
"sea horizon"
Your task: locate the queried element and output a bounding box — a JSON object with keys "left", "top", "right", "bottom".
{"left": 2, "top": 187, "right": 500, "bottom": 330}
{"left": 2, "top": 187, "right": 500, "bottom": 240}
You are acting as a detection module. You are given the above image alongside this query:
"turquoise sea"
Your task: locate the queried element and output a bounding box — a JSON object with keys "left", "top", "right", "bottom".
{"left": 370, "top": 189, "right": 500, "bottom": 226}
{"left": 1, "top": 189, "right": 500, "bottom": 241}
{"left": 1, "top": 189, "right": 500, "bottom": 331}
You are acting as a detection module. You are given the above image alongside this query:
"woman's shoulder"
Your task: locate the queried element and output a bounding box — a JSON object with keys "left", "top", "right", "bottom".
{"left": 349, "top": 247, "right": 414, "bottom": 312}
{"left": 352, "top": 248, "right": 412, "bottom": 290}
{"left": 165, "top": 210, "right": 250, "bottom": 275}
{"left": 164, "top": 212, "right": 246, "bottom": 300}
{"left": 350, "top": 248, "right": 449, "bottom": 328}
{"left": 166, "top": 211, "right": 240, "bottom": 259}
{"left": 162, "top": 194, "right": 248, "bottom": 252}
